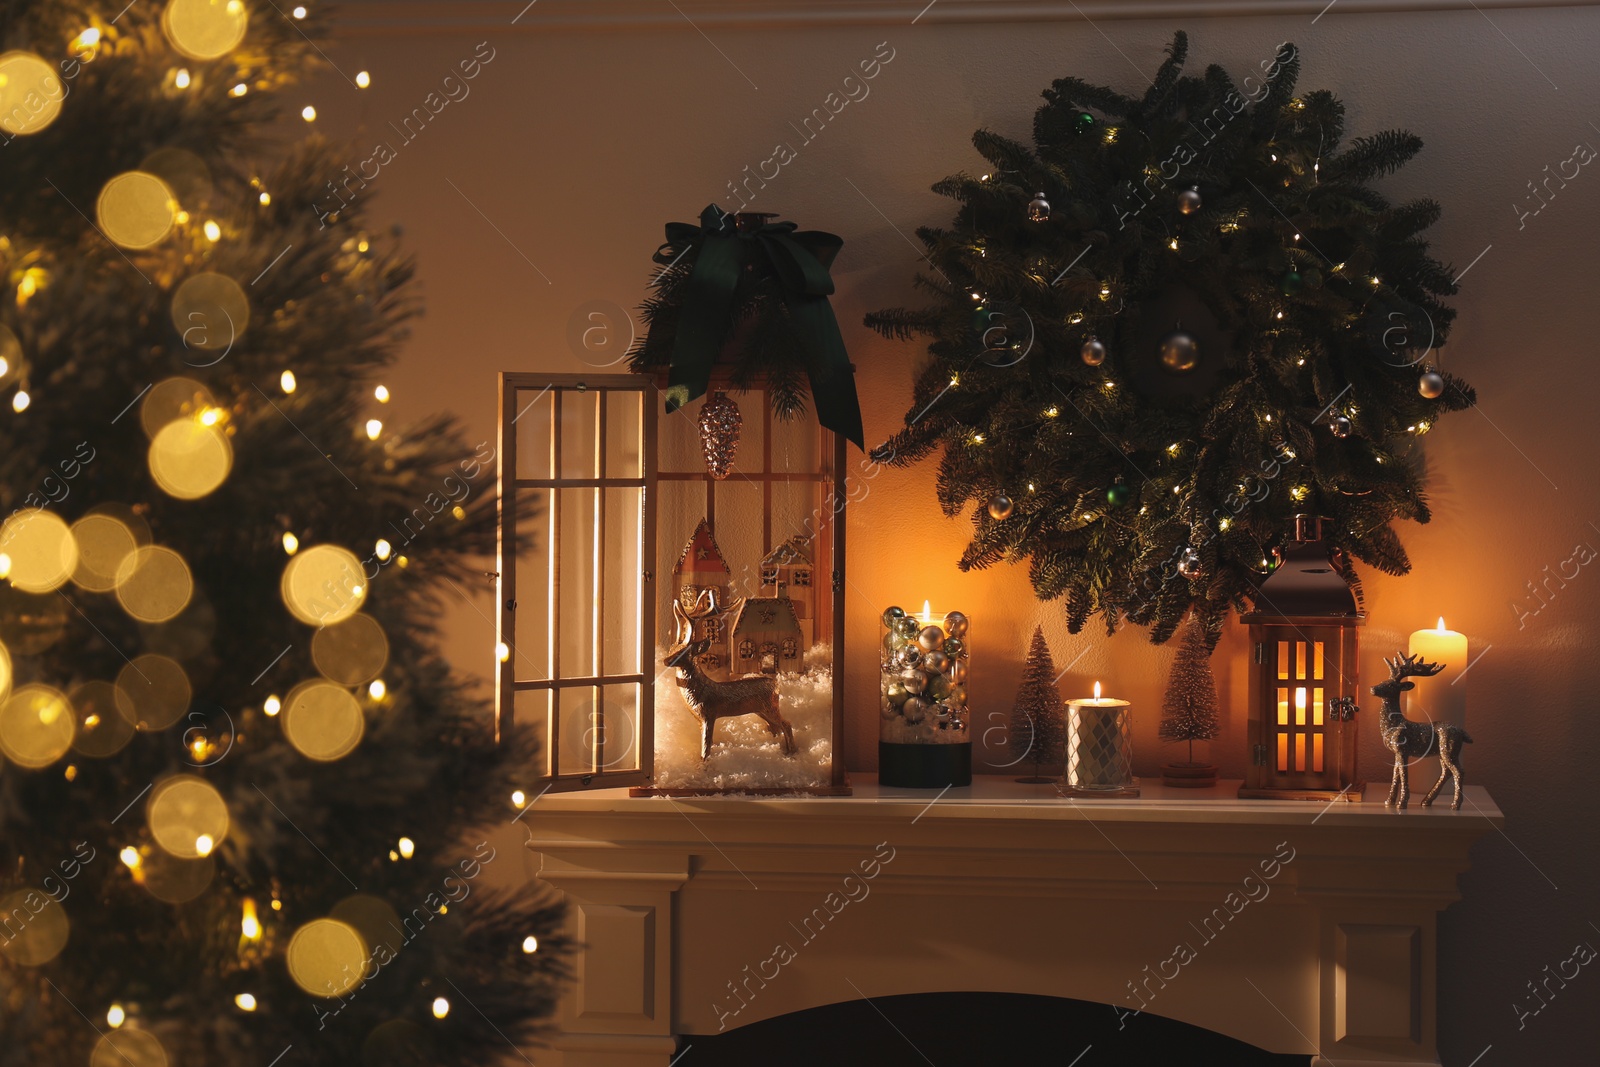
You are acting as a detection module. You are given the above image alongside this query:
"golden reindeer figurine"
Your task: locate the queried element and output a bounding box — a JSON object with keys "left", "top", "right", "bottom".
{"left": 665, "top": 593, "right": 796, "bottom": 759}
{"left": 1373, "top": 651, "right": 1474, "bottom": 810}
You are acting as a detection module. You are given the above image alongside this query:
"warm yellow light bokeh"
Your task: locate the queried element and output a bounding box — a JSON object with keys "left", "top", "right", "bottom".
{"left": 70, "top": 514, "right": 138, "bottom": 593}
{"left": 280, "top": 544, "right": 366, "bottom": 626}
{"left": 114, "top": 546, "right": 193, "bottom": 623}
{"left": 282, "top": 680, "right": 365, "bottom": 761}
{"left": 149, "top": 419, "right": 233, "bottom": 499}
{"left": 69, "top": 679, "right": 135, "bottom": 757}
{"left": 171, "top": 272, "right": 249, "bottom": 350}
{"left": 0, "top": 52, "right": 64, "bottom": 136}
{"left": 96, "top": 172, "right": 178, "bottom": 249}
{"left": 162, "top": 0, "right": 249, "bottom": 61}
{"left": 0, "top": 639, "right": 9, "bottom": 704}
{"left": 147, "top": 774, "right": 229, "bottom": 859}
{"left": 0, "top": 888, "right": 69, "bottom": 965}
{"left": 140, "top": 851, "right": 214, "bottom": 904}
{"left": 90, "top": 1027, "right": 168, "bottom": 1067}
{"left": 140, "top": 377, "right": 216, "bottom": 438}
{"left": 286, "top": 918, "right": 369, "bottom": 997}
{"left": 0, "top": 509, "right": 78, "bottom": 593}
{"left": 311, "top": 613, "right": 389, "bottom": 685}
{"left": 115, "top": 654, "right": 191, "bottom": 732}
{"left": 0, "top": 684, "right": 75, "bottom": 769}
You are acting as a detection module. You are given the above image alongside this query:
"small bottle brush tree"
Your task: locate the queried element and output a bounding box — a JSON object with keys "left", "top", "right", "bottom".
{"left": 1159, "top": 616, "right": 1222, "bottom": 773}
{"left": 1010, "top": 626, "right": 1066, "bottom": 782}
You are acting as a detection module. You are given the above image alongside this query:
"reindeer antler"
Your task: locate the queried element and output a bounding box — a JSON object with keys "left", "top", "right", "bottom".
{"left": 1384, "top": 650, "right": 1445, "bottom": 678}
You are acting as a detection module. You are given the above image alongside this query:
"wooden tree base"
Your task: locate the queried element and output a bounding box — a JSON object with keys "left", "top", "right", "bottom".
{"left": 1161, "top": 761, "right": 1219, "bottom": 788}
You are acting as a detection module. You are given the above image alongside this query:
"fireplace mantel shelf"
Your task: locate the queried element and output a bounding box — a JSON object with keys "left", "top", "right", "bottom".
{"left": 529, "top": 775, "right": 1502, "bottom": 1067}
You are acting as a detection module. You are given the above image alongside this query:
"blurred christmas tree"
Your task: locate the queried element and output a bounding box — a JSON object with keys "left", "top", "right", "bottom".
{"left": 1158, "top": 615, "right": 1221, "bottom": 764}
{"left": 1009, "top": 626, "right": 1065, "bottom": 782}
{"left": 0, "top": 3, "right": 563, "bottom": 1065}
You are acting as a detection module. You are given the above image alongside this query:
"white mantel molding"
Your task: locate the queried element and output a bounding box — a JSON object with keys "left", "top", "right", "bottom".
{"left": 527, "top": 775, "right": 1502, "bottom": 1067}
{"left": 334, "top": 0, "right": 1600, "bottom": 35}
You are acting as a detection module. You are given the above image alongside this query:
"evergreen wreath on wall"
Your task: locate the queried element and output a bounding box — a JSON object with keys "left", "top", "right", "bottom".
{"left": 867, "top": 32, "right": 1475, "bottom": 645}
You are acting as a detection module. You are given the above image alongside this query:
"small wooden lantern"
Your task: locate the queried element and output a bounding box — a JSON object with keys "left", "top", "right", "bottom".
{"left": 1238, "top": 515, "right": 1365, "bottom": 801}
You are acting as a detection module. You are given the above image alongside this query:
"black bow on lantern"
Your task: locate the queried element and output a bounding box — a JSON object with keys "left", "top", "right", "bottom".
{"left": 654, "top": 205, "right": 863, "bottom": 449}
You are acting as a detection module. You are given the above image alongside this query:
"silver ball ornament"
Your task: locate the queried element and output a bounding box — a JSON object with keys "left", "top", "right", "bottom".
{"left": 928, "top": 674, "right": 953, "bottom": 702}
{"left": 896, "top": 646, "right": 923, "bottom": 669}
{"left": 885, "top": 681, "right": 911, "bottom": 707}
{"left": 1159, "top": 330, "right": 1200, "bottom": 373}
{"left": 1329, "top": 414, "right": 1352, "bottom": 438}
{"left": 901, "top": 669, "right": 929, "bottom": 695}
{"left": 942, "top": 610, "right": 969, "bottom": 637}
{"left": 949, "top": 659, "right": 968, "bottom": 685}
{"left": 903, "top": 697, "right": 928, "bottom": 724}
{"left": 988, "top": 494, "right": 1014, "bottom": 521}
{"left": 893, "top": 615, "right": 920, "bottom": 638}
{"left": 1027, "top": 192, "right": 1051, "bottom": 223}
{"left": 1177, "top": 547, "right": 1203, "bottom": 579}
{"left": 947, "top": 683, "right": 968, "bottom": 706}
{"left": 881, "top": 606, "right": 906, "bottom": 628}
{"left": 942, "top": 637, "right": 966, "bottom": 659}
{"left": 922, "top": 649, "right": 949, "bottom": 674}
{"left": 882, "top": 631, "right": 906, "bottom": 657}
{"left": 1177, "top": 187, "right": 1203, "bottom": 215}
{"left": 1081, "top": 337, "right": 1107, "bottom": 366}
{"left": 1419, "top": 370, "right": 1445, "bottom": 399}
{"left": 917, "top": 625, "right": 945, "bottom": 651}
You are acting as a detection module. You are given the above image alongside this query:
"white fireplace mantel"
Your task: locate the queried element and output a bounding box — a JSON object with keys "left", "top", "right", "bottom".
{"left": 527, "top": 776, "right": 1502, "bottom": 1066}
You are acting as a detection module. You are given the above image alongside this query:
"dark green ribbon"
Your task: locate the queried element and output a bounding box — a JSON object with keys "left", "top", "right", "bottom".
{"left": 655, "top": 204, "right": 863, "bottom": 448}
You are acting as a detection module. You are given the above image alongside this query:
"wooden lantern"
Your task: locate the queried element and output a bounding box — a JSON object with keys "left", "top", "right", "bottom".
{"left": 1238, "top": 515, "right": 1366, "bottom": 801}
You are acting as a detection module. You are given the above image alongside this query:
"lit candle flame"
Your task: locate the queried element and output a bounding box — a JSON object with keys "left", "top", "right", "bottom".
{"left": 1294, "top": 687, "right": 1307, "bottom": 710}
{"left": 1437, "top": 616, "right": 1447, "bottom": 632}
{"left": 1093, "top": 681, "right": 1101, "bottom": 700}
{"left": 922, "top": 599, "right": 931, "bottom": 624}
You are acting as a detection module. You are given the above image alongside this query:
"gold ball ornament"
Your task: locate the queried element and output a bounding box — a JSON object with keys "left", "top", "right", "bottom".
{"left": 1159, "top": 331, "right": 1200, "bottom": 373}
{"left": 1418, "top": 369, "right": 1445, "bottom": 399}
{"left": 987, "top": 494, "right": 1014, "bottom": 520}
{"left": 1080, "top": 337, "right": 1107, "bottom": 366}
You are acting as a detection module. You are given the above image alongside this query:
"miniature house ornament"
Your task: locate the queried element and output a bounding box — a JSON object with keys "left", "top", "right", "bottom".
{"left": 1239, "top": 515, "right": 1365, "bottom": 801}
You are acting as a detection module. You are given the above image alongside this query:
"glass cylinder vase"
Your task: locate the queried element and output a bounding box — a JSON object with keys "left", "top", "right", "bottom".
{"left": 878, "top": 606, "right": 971, "bottom": 788}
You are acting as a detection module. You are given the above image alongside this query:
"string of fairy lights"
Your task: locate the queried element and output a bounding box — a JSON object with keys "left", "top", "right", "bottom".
{"left": 0, "top": 2, "right": 539, "bottom": 1053}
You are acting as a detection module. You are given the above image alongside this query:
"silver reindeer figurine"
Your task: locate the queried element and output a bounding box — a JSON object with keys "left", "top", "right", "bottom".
{"left": 665, "top": 594, "right": 796, "bottom": 759}
{"left": 1373, "top": 651, "right": 1473, "bottom": 810}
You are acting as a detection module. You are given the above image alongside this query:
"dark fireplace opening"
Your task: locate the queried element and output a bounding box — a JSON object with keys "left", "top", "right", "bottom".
{"left": 686, "top": 991, "right": 1311, "bottom": 1066}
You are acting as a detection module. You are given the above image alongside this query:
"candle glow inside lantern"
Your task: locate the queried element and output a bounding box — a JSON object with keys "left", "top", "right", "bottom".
{"left": 1062, "top": 682, "right": 1137, "bottom": 797}
{"left": 880, "top": 601, "right": 971, "bottom": 788}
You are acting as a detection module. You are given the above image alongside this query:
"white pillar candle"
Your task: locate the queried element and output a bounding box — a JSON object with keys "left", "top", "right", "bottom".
{"left": 1065, "top": 682, "right": 1133, "bottom": 791}
{"left": 1406, "top": 617, "right": 1468, "bottom": 730}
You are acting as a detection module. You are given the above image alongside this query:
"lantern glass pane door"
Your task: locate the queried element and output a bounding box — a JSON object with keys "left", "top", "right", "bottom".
{"left": 497, "top": 374, "right": 655, "bottom": 792}
{"left": 646, "top": 384, "right": 846, "bottom": 794}
{"left": 1272, "top": 638, "right": 1328, "bottom": 783}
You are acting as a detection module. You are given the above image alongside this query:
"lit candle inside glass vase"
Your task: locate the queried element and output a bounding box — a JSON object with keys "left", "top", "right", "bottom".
{"left": 1407, "top": 617, "right": 1468, "bottom": 730}
{"left": 879, "top": 600, "right": 972, "bottom": 788}
{"left": 1063, "top": 682, "right": 1137, "bottom": 796}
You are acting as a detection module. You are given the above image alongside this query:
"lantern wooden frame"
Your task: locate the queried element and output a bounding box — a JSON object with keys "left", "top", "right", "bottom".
{"left": 633, "top": 370, "right": 850, "bottom": 796}
{"left": 1238, "top": 516, "right": 1366, "bottom": 802}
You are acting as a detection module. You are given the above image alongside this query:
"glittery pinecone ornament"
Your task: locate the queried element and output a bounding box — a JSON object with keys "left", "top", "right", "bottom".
{"left": 698, "top": 391, "right": 742, "bottom": 479}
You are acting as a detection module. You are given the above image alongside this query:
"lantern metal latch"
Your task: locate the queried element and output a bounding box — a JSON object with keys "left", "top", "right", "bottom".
{"left": 1253, "top": 744, "right": 1268, "bottom": 766}
{"left": 1331, "top": 697, "right": 1358, "bottom": 721}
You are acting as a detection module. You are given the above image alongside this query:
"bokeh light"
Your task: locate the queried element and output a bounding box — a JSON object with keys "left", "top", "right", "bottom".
{"left": 147, "top": 774, "right": 228, "bottom": 859}
{"left": 96, "top": 171, "right": 178, "bottom": 249}
{"left": 114, "top": 546, "right": 193, "bottom": 623}
{"left": 282, "top": 680, "right": 364, "bottom": 761}
{"left": 0, "top": 639, "right": 9, "bottom": 703}
{"left": 70, "top": 514, "right": 138, "bottom": 593}
{"left": 140, "top": 377, "right": 217, "bottom": 438}
{"left": 0, "top": 52, "right": 65, "bottom": 136}
{"left": 90, "top": 1027, "right": 168, "bottom": 1067}
{"left": 311, "top": 613, "right": 389, "bottom": 685}
{"left": 69, "top": 679, "right": 136, "bottom": 758}
{"left": 0, "top": 509, "right": 78, "bottom": 593}
{"left": 149, "top": 419, "right": 233, "bottom": 499}
{"left": 115, "top": 654, "right": 191, "bottom": 732}
{"left": 0, "top": 584, "right": 69, "bottom": 654}
{"left": 162, "top": 0, "right": 250, "bottom": 61}
{"left": 171, "top": 272, "right": 249, "bottom": 351}
{"left": 140, "top": 850, "right": 214, "bottom": 904}
{"left": 281, "top": 544, "right": 366, "bottom": 626}
{"left": 140, "top": 146, "right": 214, "bottom": 210}
{"left": 0, "top": 684, "right": 75, "bottom": 768}
{"left": 0, "top": 888, "right": 69, "bottom": 965}
{"left": 287, "top": 918, "right": 368, "bottom": 997}
{"left": 0, "top": 323, "right": 21, "bottom": 381}
{"left": 331, "top": 894, "right": 404, "bottom": 961}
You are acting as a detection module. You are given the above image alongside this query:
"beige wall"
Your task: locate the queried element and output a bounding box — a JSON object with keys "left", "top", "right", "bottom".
{"left": 313, "top": 4, "right": 1599, "bottom": 1060}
